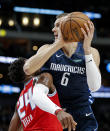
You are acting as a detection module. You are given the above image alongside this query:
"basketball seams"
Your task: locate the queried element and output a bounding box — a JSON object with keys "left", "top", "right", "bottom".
{"left": 61, "top": 12, "right": 90, "bottom": 42}
{"left": 62, "top": 18, "right": 82, "bottom": 42}
{"left": 69, "top": 12, "right": 90, "bottom": 21}
{"left": 61, "top": 19, "right": 73, "bottom": 41}
{"left": 70, "top": 18, "right": 78, "bottom": 41}
{"left": 70, "top": 18, "right": 82, "bottom": 28}
{"left": 71, "top": 16, "right": 89, "bottom": 22}
{"left": 71, "top": 18, "right": 82, "bottom": 41}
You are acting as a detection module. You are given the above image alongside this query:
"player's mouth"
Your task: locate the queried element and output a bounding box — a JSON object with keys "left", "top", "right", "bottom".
{"left": 54, "top": 34, "right": 58, "bottom": 40}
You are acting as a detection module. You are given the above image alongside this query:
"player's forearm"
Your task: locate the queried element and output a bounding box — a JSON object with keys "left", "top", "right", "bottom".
{"left": 24, "top": 42, "right": 63, "bottom": 75}
{"left": 9, "top": 106, "right": 21, "bottom": 131}
{"left": 8, "top": 123, "right": 15, "bottom": 131}
{"left": 8, "top": 119, "right": 19, "bottom": 131}
{"left": 8, "top": 126, "right": 16, "bottom": 131}
{"left": 85, "top": 54, "right": 101, "bottom": 92}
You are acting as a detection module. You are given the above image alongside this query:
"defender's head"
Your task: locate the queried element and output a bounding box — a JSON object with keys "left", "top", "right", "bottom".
{"left": 8, "top": 57, "right": 26, "bottom": 83}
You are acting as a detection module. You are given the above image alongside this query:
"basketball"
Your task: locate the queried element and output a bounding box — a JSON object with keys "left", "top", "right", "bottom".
{"left": 61, "top": 12, "right": 91, "bottom": 42}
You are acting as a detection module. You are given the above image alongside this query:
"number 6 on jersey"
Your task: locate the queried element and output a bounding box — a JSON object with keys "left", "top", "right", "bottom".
{"left": 61, "top": 72, "right": 70, "bottom": 86}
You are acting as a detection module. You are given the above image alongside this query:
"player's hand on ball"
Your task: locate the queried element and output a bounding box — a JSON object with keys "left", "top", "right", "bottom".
{"left": 60, "top": 12, "right": 91, "bottom": 42}
{"left": 56, "top": 110, "right": 77, "bottom": 131}
{"left": 81, "top": 21, "right": 95, "bottom": 54}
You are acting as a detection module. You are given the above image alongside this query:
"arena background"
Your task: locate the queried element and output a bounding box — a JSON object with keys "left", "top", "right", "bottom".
{"left": 0, "top": 0, "right": 110, "bottom": 130}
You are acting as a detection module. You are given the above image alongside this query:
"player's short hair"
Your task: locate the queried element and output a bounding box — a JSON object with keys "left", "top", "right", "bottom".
{"left": 8, "top": 57, "right": 26, "bottom": 83}
{"left": 56, "top": 13, "right": 68, "bottom": 19}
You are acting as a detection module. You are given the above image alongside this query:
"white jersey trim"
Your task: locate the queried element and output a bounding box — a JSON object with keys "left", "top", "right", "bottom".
{"left": 48, "top": 89, "right": 57, "bottom": 97}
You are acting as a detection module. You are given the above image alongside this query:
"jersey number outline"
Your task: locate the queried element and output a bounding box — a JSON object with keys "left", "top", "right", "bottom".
{"left": 18, "top": 87, "right": 36, "bottom": 119}
{"left": 61, "top": 72, "right": 70, "bottom": 86}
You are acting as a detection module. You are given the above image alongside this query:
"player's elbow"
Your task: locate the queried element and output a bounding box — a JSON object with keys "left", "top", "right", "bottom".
{"left": 23, "top": 63, "right": 32, "bottom": 75}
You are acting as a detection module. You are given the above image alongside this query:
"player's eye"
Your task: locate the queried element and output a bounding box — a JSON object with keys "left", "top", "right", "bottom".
{"left": 56, "top": 23, "right": 60, "bottom": 27}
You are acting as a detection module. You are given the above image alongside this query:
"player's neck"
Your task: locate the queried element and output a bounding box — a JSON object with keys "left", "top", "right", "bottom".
{"left": 62, "top": 42, "right": 78, "bottom": 57}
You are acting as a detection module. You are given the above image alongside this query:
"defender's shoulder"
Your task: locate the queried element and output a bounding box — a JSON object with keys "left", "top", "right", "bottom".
{"left": 37, "top": 73, "right": 53, "bottom": 87}
{"left": 40, "top": 72, "right": 53, "bottom": 81}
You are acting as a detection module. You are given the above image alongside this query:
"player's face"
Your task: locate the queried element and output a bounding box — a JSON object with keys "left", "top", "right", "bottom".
{"left": 52, "top": 17, "right": 64, "bottom": 42}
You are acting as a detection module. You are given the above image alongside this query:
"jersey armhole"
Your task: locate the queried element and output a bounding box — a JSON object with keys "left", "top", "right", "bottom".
{"left": 48, "top": 89, "right": 57, "bottom": 97}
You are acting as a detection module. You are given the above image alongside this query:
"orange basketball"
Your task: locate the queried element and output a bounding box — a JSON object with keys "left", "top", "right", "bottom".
{"left": 61, "top": 12, "right": 91, "bottom": 42}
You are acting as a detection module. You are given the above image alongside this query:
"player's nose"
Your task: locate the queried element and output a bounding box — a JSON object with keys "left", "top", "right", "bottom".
{"left": 52, "top": 27, "right": 56, "bottom": 32}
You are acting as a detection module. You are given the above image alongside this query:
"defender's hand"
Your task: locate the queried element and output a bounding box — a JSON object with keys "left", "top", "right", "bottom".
{"left": 56, "top": 110, "right": 77, "bottom": 131}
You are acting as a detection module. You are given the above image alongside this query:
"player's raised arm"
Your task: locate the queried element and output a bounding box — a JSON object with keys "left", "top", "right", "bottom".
{"left": 23, "top": 25, "right": 66, "bottom": 76}
{"left": 32, "top": 73, "right": 61, "bottom": 114}
{"left": 81, "top": 21, "right": 101, "bottom": 92}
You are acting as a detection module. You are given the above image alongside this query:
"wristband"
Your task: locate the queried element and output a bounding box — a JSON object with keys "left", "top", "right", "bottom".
{"left": 85, "top": 54, "right": 101, "bottom": 92}
{"left": 55, "top": 109, "right": 63, "bottom": 115}
{"left": 85, "top": 54, "right": 93, "bottom": 63}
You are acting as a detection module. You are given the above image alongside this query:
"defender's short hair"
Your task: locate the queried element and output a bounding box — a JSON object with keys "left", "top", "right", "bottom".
{"left": 8, "top": 57, "right": 26, "bottom": 83}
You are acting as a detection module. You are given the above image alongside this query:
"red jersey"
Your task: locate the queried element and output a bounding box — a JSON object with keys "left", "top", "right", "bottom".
{"left": 17, "top": 78, "right": 62, "bottom": 131}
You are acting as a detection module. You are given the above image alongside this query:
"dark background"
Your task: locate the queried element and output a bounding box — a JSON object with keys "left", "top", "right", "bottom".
{"left": 0, "top": 0, "right": 110, "bottom": 131}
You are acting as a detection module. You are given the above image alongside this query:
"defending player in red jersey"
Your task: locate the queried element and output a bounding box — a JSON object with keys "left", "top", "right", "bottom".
{"left": 16, "top": 73, "right": 62, "bottom": 131}
{"left": 8, "top": 58, "right": 77, "bottom": 131}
